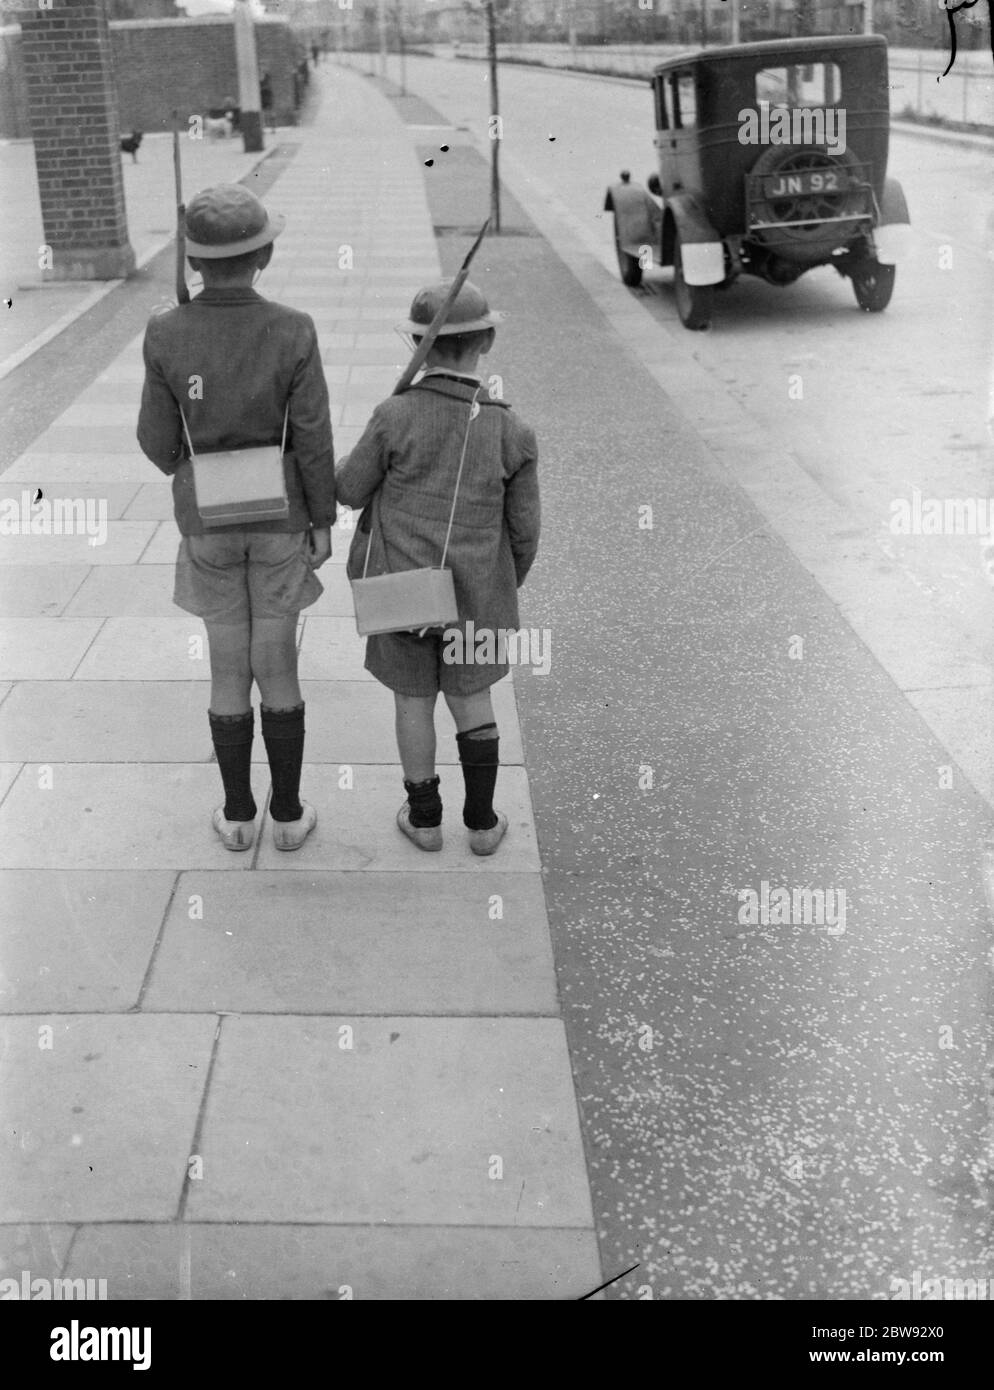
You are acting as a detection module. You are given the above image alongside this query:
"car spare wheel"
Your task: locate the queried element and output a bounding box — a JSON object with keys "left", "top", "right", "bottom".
{"left": 673, "top": 231, "right": 713, "bottom": 330}
{"left": 850, "top": 258, "right": 895, "bottom": 312}
{"left": 749, "top": 144, "right": 864, "bottom": 265}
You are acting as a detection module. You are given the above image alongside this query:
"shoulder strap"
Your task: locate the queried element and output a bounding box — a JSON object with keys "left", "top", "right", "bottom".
{"left": 361, "top": 386, "right": 481, "bottom": 580}
{"left": 178, "top": 401, "right": 290, "bottom": 460}
{"left": 439, "top": 386, "right": 481, "bottom": 570}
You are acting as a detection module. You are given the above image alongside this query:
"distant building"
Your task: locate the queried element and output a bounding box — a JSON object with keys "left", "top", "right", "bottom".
{"left": 107, "top": 0, "right": 181, "bottom": 18}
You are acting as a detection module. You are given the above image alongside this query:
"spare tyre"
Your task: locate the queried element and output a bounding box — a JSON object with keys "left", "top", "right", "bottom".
{"left": 748, "top": 144, "right": 867, "bottom": 266}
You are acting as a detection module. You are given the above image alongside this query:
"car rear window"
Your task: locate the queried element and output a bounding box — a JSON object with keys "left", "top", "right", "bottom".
{"left": 755, "top": 63, "right": 842, "bottom": 108}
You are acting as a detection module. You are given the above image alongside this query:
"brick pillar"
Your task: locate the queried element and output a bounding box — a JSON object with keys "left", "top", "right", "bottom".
{"left": 21, "top": 0, "right": 135, "bottom": 281}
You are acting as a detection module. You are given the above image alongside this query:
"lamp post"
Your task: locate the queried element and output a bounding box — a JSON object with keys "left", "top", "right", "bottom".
{"left": 233, "top": 0, "right": 263, "bottom": 152}
{"left": 377, "top": 0, "right": 388, "bottom": 77}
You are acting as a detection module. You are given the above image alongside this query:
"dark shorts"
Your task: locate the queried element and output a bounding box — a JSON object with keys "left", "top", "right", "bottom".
{"left": 173, "top": 530, "right": 323, "bottom": 624}
{"left": 365, "top": 627, "right": 509, "bottom": 697}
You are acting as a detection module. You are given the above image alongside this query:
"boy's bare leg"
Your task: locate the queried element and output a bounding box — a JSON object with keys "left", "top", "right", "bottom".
{"left": 250, "top": 615, "right": 301, "bottom": 708}
{"left": 205, "top": 619, "right": 253, "bottom": 714}
{"left": 395, "top": 692, "right": 438, "bottom": 781}
{"left": 444, "top": 690, "right": 495, "bottom": 736}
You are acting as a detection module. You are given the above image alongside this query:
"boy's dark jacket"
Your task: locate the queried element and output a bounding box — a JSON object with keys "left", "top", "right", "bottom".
{"left": 336, "top": 375, "right": 539, "bottom": 635}
{"left": 136, "top": 287, "right": 336, "bottom": 535}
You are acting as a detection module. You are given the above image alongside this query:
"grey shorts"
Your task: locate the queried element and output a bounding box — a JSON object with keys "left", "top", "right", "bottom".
{"left": 173, "top": 530, "right": 323, "bottom": 624}
{"left": 365, "top": 627, "right": 508, "bottom": 698}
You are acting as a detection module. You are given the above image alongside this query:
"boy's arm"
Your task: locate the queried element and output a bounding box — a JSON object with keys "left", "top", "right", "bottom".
{"left": 289, "top": 319, "right": 336, "bottom": 528}
{"left": 504, "top": 426, "right": 540, "bottom": 585}
{"left": 136, "top": 322, "right": 183, "bottom": 474}
{"left": 335, "top": 407, "right": 389, "bottom": 510}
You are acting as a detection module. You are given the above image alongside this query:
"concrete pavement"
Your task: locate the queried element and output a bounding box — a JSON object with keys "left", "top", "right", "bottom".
{"left": 0, "top": 66, "right": 601, "bottom": 1300}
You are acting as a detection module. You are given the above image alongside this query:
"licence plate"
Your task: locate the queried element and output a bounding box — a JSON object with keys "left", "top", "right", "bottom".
{"left": 764, "top": 168, "right": 848, "bottom": 198}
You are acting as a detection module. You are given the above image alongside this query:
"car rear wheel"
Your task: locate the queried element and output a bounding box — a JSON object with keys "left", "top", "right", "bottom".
{"left": 673, "top": 233, "right": 713, "bottom": 330}
{"left": 614, "top": 229, "right": 643, "bottom": 288}
{"left": 850, "top": 259, "right": 895, "bottom": 312}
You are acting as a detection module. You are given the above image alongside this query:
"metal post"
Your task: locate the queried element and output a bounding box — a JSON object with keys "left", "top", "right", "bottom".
{"left": 863, "top": 0, "right": 874, "bottom": 35}
{"left": 396, "top": 2, "right": 407, "bottom": 94}
{"left": 485, "top": 0, "right": 501, "bottom": 235}
{"left": 730, "top": 0, "right": 740, "bottom": 44}
{"left": 567, "top": 0, "right": 577, "bottom": 64}
{"left": 233, "top": 0, "right": 263, "bottom": 153}
{"left": 377, "top": 0, "right": 387, "bottom": 78}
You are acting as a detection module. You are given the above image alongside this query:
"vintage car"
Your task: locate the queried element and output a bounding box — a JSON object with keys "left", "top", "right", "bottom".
{"left": 605, "top": 34, "right": 911, "bottom": 329}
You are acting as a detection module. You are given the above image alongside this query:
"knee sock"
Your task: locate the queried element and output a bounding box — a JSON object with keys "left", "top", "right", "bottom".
{"left": 261, "top": 703, "right": 305, "bottom": 823}
{"left": 404, "top": 774, "right": 442, "bottom": 828}
{"left": 209, "top": 710, "right": 257, "bottom": 823}
{"left": 456, "top": 723, "right": 499, "bottom": 831}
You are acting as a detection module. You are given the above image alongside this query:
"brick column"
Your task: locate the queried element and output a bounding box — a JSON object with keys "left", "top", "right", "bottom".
{"left": 20, "top": 0, "right": 135, "bottom": 281}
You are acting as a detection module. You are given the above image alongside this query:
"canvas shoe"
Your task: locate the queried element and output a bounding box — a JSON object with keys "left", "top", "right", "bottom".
{"left": 396, "top": 802, "right": 442, "bottom": 852}
{"left": 212, "top": 807, "right": 256, "bottom": 852}
{"left": 467, "top": 812, "right": 508, "bottom": 857}
{"left": 273, "top": 801, "right": 317, "bottom": 852}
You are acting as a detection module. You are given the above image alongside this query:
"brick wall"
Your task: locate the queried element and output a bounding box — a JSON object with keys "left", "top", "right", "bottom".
{"left": 20, "top": 0, "right": 134, "bottom": 280}
{"left": 111, "top": 15, "right": 300, "bottom": 134}
{"left": 0, "top": 14, "right": 301, "bottom": 139}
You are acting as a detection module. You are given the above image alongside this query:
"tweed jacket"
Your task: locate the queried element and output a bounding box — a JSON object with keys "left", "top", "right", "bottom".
{"left": 137, "top": 286, "right": 336, "bottom": 536}
{"left": 337, "top": 374, "right": 540, "bottom": 634}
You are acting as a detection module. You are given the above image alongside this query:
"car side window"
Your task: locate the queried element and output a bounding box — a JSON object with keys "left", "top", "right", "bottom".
{"left": 654, "top": 76, "right": 669, "bottom": 131}
{"left": 671, "top": 72, "right": 697, "bottom": 130}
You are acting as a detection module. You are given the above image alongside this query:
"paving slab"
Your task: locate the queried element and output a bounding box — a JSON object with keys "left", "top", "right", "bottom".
{"left": 1, "top": 454, "right": 149, "bottom": 483}
{"left": 284, "top": 677, "right": 523, "bottom": 766}
{"left": 0, "top": 618, "right": 102, "bottom": 680}
{"left": 138, "top": 524, "right": 184, "bottom": 566}
{"left": 254, "top": 763, "right": 540, "bottom": 873}
{"left": 304, "top": 564, "right": 354, "bottom": 614}
{"left": 62, "top": 566, "right": 182, "bottom": 619}
{"left": 0, "top": 481, "right": 140, "bottom": 521}
{"left": 0, "top": 762, "right": 22, "bottom": 803}
{"left": 0, "top": 870, "right": 174, "bottom": 1013}
{"left": 0, "top": 764, "right": 257, "bottom": 870}
{"left": 297, "top": 615, "right": 375, "bottom": 680}
{"left": 0, "top": 1014, "right": 217, "bottom": 1223}
{"left": 143, "top": 870, "right": 556, "bottom": 1016}
{"left": 185, "top": 1015, "right": 592, "bottom": 1227}
{"left": 0, "top": 525, "right": 155, "bottom": 567}
{"left": 72, "top": 617, "right": 209, "bottom": 681}
{"left": 121, "top": 482, "right": 178, "bottom": 522}
{"left": 0, "top": 566, "right": 90, "bottom": 617}
{"left": 0, "top": 1225, "right": 75, "bottom": 1285}
{"left": 0, "top": 682, "right": 211, "bottom": 764}
{"left": 67, "top": 1223, "right": 600, "bottom": 1300}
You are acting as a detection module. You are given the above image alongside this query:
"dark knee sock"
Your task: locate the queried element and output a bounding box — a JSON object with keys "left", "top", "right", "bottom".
{"left": 261, "top": 703, "right": 305, "bottom": 823}
{"left": 209, "top": 710, "right": 257, "bottom": 822}
{"left": 456, "top": 723, "right": 499, "bottom": 831}
{"left": 404, "top": 774, "right": 442, "bottom": 828}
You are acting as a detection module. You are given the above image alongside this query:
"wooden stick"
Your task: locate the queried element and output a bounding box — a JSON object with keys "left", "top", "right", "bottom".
{"left": 172, "top": 110, "right": 189, "bottom": 305}
{"left": 392, "top": 217, "right": 490, "bottom": 395}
